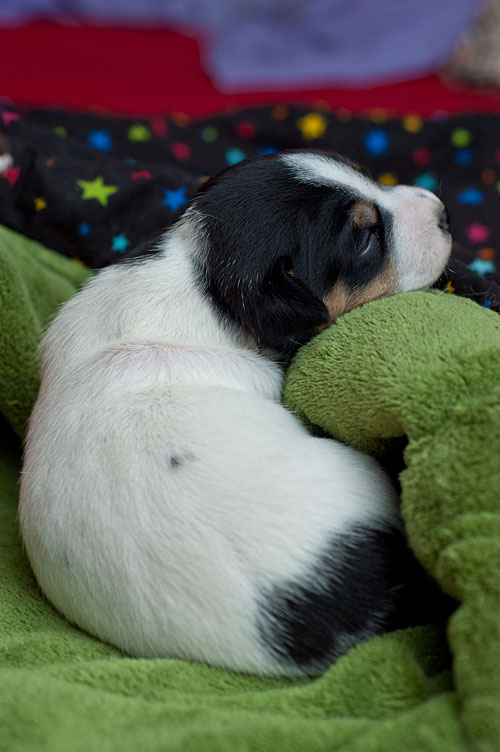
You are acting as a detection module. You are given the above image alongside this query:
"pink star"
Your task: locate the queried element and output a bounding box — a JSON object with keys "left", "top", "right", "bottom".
{"left": 2, "top": 166, "right": 20, "bottom": 186}
{"left": 131, "top": 170, "right": 152, "bottom": 180}
{"left": 1, "top": 111, "right": 21, "bottom": 126}
{"left": 466, "top": 222, "right": 491, "bottom": 244}
{"left": 170, "top": 142, "right": 191, "bottom": 161}
{"left": 150, "top": 116, "right": 168, "bottom": 137}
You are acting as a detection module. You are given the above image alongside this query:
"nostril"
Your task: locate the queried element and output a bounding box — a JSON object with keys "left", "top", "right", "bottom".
{"left": 438, "top": 206, "right": 451, "bottom": 233}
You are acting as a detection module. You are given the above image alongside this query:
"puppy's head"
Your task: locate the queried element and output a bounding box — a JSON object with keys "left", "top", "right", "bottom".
{"left": 187, "top": 150, "right": 451, "bottom": 355}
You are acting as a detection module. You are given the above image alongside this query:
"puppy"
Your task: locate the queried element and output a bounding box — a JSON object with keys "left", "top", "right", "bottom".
{"left": 19, "top": 151, "right": 452, "bottom": 678}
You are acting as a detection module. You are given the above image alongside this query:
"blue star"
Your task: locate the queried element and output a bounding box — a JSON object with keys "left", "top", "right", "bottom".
{"left": 259, "top": 146, "right": 278, "bottom": 156}
{"left": 454, "top": 148, "right": 472, "bottom": 166}
{"left": 225, "top": 148, "right": 246, "bottom": 166}
{"left": 413, "top": 172, "right": 438, "bottom": 192}
{"left": 112, "top": 234, "right": 130, "bottom": 253}
{"left": 457, "top": 187, "right": 483, "bottom": 205}
{"left": 163, "top": 186, "right": 188, "bottom": 212}
{"left": 468, "top": 258, "right": 496, "bottom": 276}
{"left": 483, "top": 298, "right": 492, "bottom": 308}
{"left": 78, "top": 223, "right": 91, "bottom": 236}
{"left": 88, "top": 129, "right": 114, "bottom": 152}
{"left": 363, "top": 129, "right": 390, "bottom": 156}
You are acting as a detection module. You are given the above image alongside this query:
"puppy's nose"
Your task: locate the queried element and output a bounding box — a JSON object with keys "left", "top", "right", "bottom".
{"left": 438, "top": 206, "right": 451, "bottom": 233}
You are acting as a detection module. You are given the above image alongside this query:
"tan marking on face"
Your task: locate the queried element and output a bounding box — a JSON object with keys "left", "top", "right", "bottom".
{"left": 323, "top": 259, "right": 399, "bottom": 324}
{"left": 322, "top": 281, "right": 350, "bottom": 324}
{"left": 349, "top": 200, "right": 378, "bottom": 229}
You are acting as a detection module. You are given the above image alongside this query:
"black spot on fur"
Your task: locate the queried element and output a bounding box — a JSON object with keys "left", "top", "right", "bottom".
{"left": 258, "top": 524, "right": 455, "bottom": 675}
{"left": 167, "top": 451, "right": 195, "bottom": 469}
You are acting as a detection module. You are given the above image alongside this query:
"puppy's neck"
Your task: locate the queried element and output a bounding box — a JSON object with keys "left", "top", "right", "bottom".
{"left": 116, "top": 222, "right": 254, "bottom": 355}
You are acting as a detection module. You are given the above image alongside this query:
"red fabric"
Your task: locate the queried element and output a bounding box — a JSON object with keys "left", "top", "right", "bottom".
{"left": 2, "top": 21, "right": 500, "bottom": 117}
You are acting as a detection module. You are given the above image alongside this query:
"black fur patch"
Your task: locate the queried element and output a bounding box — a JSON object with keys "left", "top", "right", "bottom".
{"left": 191, "top": 152, "right": 391, "bottom": 355}
{"left": 258, "top": 524, "right": 454, "bottom": 675}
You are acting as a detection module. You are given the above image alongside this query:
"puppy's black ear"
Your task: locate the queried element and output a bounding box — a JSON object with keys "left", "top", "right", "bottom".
{"left": 245, "top": 257, "right": 330, "bottom": 355}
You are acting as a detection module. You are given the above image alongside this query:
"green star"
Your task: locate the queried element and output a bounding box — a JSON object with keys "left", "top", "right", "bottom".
{"left": 128, "top": 124, "right": 152, "bottom": 142}
{"left": 76, "top": 176, "right": 119, "bottom": 207}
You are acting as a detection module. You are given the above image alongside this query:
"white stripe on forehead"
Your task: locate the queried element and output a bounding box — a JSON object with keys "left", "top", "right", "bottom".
{"left": 281, "top": 152, "right": 392, "bottom": 209}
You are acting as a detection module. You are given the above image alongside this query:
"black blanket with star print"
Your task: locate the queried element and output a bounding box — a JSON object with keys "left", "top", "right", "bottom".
{"left": 1, "top": 104, "right": 500, "bottom": 312}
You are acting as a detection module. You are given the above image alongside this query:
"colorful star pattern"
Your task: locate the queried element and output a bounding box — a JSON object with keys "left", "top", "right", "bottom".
{"left": 128, "top": 124, "right": 152, "bottom": 142}
{"left": 112, "top": 234, "right": 129, "bottom": 252}
{"left": 451, "top": 128, "right": 471, "bottom": 147}
{"left": 413, "top": 172, "right": 438, "bottom": 192}
{"left": 466, "top": 223, "right": 491, "bottom": 244}
{"left": 131, "top": 170, "right": 152, "bottom": 180}
{"left": 88, "top": 129, "right": 114, "bottom": 152}
{"left": 296, "top": 113, "right": 327, "bottom": 141}
{"left": 0, "top": 106, "right": 498, "bottom": 287}
{"left": 458, "top": 187, "right": 484, "bottom": 205}
{"left": 1, "top": 111, "right": 20, "bottom": 126}
{"left": 170, "top": 142, "right": 191, "bottom": 161}
{"left": 413, "top": 146, "right": 431, "bottom": 166}
{"left": 150, "top": 117, "right": 168, "bottom": 137}
{"left": 363, "top": 129, "right": 390, "bottom": 156}
{"left": 468, "top": 258, "right": 496, "bottom": 276}
{"left": 76, "top": 176, "right": 118, "bottom": 207}
{"left": 403, "top": 115, "right": 422, "bottom": 133}
{"left": 2, "top": 166, "right": 20, "bottom": 187}
{"left": 34, "top": 197, "right": 47, "bottom": 211}
{"left": 455, "top": 148, "right": 472, "bottom": 166}
{"left": 202, "top": 126, "right": 218, "bottom": 143}
{"left": 163, "top": 187, "right": 188, "bottom": 212}
{"left": 225, "top": 148, "right": 246, "bottom": 166}
{"left": 378, "top": 172, "right": 397, "bottom": 186}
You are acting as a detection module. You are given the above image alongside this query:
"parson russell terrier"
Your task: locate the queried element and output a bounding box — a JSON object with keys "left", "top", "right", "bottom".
{"left": 19, "top": 151, "right": 452, "bottom": 677}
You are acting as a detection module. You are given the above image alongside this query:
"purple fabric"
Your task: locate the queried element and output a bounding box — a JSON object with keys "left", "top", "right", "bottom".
{"left": 0, "top": 0, "right": 484, "bottom": 89}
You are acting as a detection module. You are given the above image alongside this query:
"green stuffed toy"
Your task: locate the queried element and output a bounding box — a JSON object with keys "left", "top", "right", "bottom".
{"left": 284, "top": 289, "right": 500, "bottom": 751}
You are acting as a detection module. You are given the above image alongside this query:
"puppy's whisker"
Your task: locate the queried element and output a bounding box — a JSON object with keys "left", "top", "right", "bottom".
{"left": 188, "top": 207, "right": 223, "bottom": 223}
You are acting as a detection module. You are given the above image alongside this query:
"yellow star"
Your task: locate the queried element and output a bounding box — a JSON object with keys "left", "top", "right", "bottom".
{"left": 34, "top": 197, "right": 47, "bottom": 211}
{"left": 76, "top": 176, "right": 118, "bottom": 207}
{"left": 378, "top": 172, "right": 397, "bottom": 186}
{"left": 444, "top": 280, "right": 455, "bottom": 294}
{"left": 403, "top": 114, "right": 422, "bottom": 134}
{"left": 297, "top": 112, "right": 328, "bottom": 141}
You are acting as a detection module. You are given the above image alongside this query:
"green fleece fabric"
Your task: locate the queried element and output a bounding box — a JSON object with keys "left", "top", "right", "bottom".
{"left": 0, "top": 222, "right": 495, "bottom": 751}
{"left": 284, "top": 290, "right": 500, "bottom": 752}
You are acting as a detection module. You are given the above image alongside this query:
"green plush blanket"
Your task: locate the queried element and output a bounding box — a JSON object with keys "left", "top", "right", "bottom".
{"left": 0, "top": 223, "right": 498, "bottom": 751}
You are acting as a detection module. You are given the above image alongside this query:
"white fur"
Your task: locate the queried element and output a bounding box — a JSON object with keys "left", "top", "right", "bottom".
{"left": 19, "top": 155, "right": 450, "bottom": 677}
{"left": 0, "top": 152, "right": 13, "bottom": 174}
